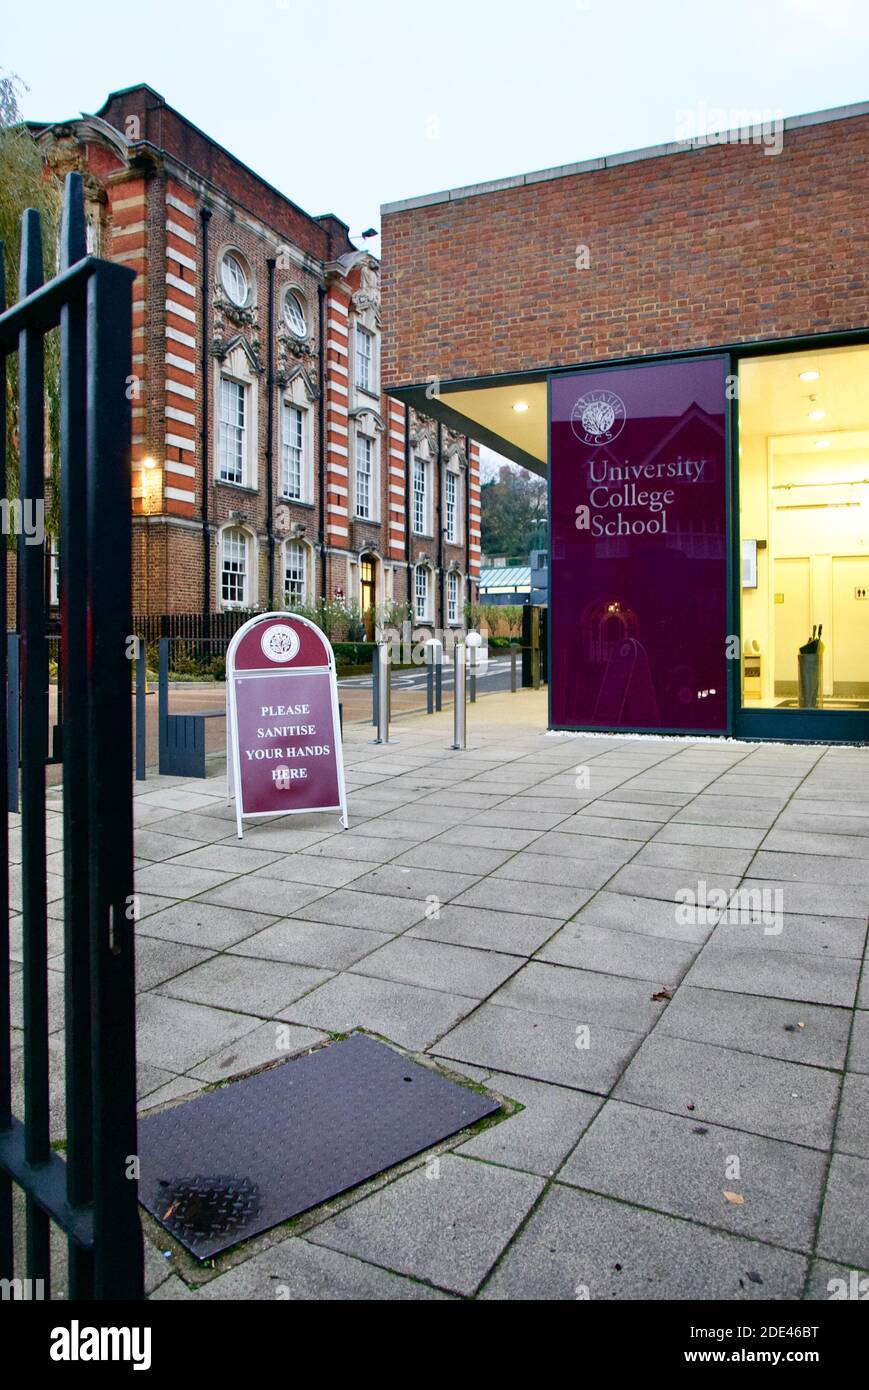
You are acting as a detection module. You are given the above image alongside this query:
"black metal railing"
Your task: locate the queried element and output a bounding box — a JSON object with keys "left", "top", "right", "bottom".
{"left": 0, "top": 173, "right": 143, "bottom": 1299}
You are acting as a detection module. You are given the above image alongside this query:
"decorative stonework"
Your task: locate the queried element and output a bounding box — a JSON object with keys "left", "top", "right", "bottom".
{"left": 211, "top": 326, "right": 264, "bottom": 374}
{"left": 351, "top": 262, "right": 381, "bottom": 326}
{"left": 213, "top": 285, "right": 260, "bottom": 333}
{"left": 349, "top": 405, "right": 385, "bottom": 434}
{"left": 276, "top": 326, "right": 318, "bottom": 389}
{"left": 409, "top": 418, "right": 436, "bottom": 452}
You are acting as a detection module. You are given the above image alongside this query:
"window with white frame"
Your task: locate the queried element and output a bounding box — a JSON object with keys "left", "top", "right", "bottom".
{"left": 447, "top": 571, "right": 460, "bottom": 625}
{"left": 445, "top": 469, "right": 459, "bottom": 543}
{"left": 218, "top": 377, "right": 246, "bottom": 484}
{"left": 284, "top": 290, "right": 307, "bottom": 338}
{"left": 414, "top": 565, "right": 429, "bottom": 621}
{"left": 221, "top": 252, "right": 250, "bottom": 307}
{"left": 284, "top": 540, "right": 307, "bottom": 607}
{"left": 413, "top": 456, "right": 428, "bottom": 534}
{"left": 355, "top": 434, "right": 373, "bottom": 519}
{"left": 221, "top": 528, "right": 248, "bottom": 606}
{"left": 356, "top": 326, "right": 374, "bottom": 393}
{"left": 281, "top": 402, "right": 304, "bottom": 499}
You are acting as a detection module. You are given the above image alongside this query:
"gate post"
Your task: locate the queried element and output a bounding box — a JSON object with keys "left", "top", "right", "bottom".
{"left": 85, "top": 258, "right": 144, "bottom": 1299}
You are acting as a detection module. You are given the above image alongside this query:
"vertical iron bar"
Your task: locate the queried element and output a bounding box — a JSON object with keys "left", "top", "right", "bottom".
{"left": 158, "top": 636, "right": 169, "bottom": 773}
{"left": 0, "top": 242, "right": 11, "bottom": 1281}
{"left": 435, "top": 657, "right": 442, "bottom": 713}
{"left": 6, "top": 636, "right": 18, "bottom": 814}
{"left": 58, "top": 175, "right": 95, "bottom": 1299}
{"left": 426, "top": 663, "right": 433, "bottom": 714}
{"left": 85, "top": 260, "right": 143, "bottom": 1299}
{"left": 371, "top": 647, "right": 379, "bottom": 727}
{"left": 135, "top": 637, "right": 146, "bottom": 781}
{"left": 511, "top": 647, "right": 517, "bottom": 693}
{"left": 18, "top": 208, "right": 51, "bottom": 1288}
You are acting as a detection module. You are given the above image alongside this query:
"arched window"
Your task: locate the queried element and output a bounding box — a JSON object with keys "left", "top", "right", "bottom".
{"left": 447, "top": 570, "right": 462, "bottom": 626}
{"left": 284, "top": 540, "right": 308, "bottom": 608}
{"left": 220, "top": 527, "right": 250, "bottom": 607}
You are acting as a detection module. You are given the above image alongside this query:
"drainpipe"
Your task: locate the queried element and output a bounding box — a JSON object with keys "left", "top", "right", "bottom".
{"left": 436, "top": 421, "right": 444, "bottom": 630}
{"left": 318, "top": 283, "right": 327, "bottom": 599}
{"left": 266, "top": 257, "right": 276, "bottom": 607}
{"left": 200, "top": 207, "right": 212, "bottom": 619}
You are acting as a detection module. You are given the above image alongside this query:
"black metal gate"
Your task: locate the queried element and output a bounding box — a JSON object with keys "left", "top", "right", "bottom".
{"left": 0, "top": 173, "right": 143, "bottom": 1298}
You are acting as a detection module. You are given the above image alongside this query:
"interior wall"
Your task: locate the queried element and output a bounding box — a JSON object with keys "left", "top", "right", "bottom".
{"left": 739, "top": 341, "right": 869, "bottom": 709}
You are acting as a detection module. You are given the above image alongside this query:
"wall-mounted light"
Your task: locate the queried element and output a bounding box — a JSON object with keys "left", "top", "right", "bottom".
{"left": 141, "top": 455, "right": 158, "bottom": 470}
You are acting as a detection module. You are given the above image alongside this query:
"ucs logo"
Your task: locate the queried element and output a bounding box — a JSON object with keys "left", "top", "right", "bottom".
{"left": 570, "top": 389, "right": 626, "bottom": 446}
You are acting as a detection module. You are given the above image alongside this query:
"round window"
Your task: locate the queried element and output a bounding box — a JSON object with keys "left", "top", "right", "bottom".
{"left": 284, "top": 291, "right": 307, "bottom": 338}
{"left": 221, "top": 253, "right": 250, "bottom": 307}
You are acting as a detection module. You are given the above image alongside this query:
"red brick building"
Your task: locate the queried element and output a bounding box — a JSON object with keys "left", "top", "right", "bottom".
{"left": 33, "top": 85, "right": 480, "bottom": 632}
{"left": 381, "top": 102, "right": 869, "bottom": 742}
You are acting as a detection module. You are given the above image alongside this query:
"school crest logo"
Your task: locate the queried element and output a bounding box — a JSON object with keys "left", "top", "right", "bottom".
{"left": 260, "top": 623, "right": 301, "bottom": 664}
{"left": 571, "top": 389, "right": 626, "bottom": 446}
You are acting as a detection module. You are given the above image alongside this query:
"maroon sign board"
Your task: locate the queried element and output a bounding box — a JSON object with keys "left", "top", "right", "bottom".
{"left": 226, "top": 613, "right": 348, "bottom": 839}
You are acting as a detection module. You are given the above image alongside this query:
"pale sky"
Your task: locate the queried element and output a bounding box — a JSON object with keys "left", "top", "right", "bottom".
{"left": 8, "top": 0, "right": 867, "bottom": 480}
{"left": 6, "top": 0, "right": 868, "bottom": 258}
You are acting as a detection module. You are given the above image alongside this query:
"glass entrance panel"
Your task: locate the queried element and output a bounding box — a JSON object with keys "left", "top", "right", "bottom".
{"left": 738, "top": 345, "right": 869, "bottom": 712}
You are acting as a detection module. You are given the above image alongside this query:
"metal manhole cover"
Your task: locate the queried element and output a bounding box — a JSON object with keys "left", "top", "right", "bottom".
{"left": 137, "top": 1033, "right": 500, "bottom": 1260}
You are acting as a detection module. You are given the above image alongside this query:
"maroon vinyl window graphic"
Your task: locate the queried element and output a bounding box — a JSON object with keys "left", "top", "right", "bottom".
{"left": 550, "top": 357, "right": 729, "bottom": 732}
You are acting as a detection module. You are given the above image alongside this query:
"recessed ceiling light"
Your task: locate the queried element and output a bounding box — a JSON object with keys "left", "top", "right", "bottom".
{"left": 808, "top": 410, "right": 826, "bottom": 421}
{"left": 814, "top": 439, "right": 831, "bottom": 449}
{"left": 799, "top": 370, "right": 820, "bottom": 382}
{"left": 513, "top": 401, "right": 529, "bottom": 413}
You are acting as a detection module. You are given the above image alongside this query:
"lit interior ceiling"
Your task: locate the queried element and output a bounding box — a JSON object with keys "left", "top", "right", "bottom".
{"left": 739, "top": 345, "right": 869, "bottom": 440}
{"left": 441, "top": 380, "right": 548, "bottom": 470}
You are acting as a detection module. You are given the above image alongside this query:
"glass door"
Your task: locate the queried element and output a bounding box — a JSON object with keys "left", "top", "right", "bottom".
{"left": 736, "top": 343, "right": 869, "bottom": 740}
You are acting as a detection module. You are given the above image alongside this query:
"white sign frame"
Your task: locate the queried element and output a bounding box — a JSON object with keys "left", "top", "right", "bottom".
{"left": 226, "top": 611, "right": 349, "bottom": 840}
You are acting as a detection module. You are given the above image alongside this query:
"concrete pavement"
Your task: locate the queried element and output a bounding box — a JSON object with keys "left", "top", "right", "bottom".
{"left": 12, "top": 689, "right": 869, "bottom": 1299}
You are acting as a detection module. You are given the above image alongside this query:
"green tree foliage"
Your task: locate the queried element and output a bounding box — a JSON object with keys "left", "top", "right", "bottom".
{"left": 1, "top": 71, "right": 62, "bottom": 539}
{"left": 480, "top": 464, "right": 547, "bottom": 561}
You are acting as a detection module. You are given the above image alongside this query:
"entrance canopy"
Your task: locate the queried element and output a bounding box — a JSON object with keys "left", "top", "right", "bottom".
{"left": 396, "top": 377, "right": 548, "bottom": 476}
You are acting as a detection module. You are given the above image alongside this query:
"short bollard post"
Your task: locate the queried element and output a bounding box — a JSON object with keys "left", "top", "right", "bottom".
{"left": 451, "top": 640, "right": 467, "bottom": 750}
{"left": 372, "top": 650, "right": 379, "bottom": 726}
{"left": 466, "top": 630, "right": 482, "bottom": 705}
{"left": 424, "top": 637, "right": 443, "bottom": 715}
{"left": 510, "top": 646, "right": 517, "bottom": 693}
{"left": 373, "top": 641, "right": 391, "bottom": 745}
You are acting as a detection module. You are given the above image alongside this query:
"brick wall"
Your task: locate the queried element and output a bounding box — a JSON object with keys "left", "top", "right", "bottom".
{"left": 31, "top": 86, "right": 482, "bottom": 626}
{"left": 381, "top": 113, "right": 869, "bottom": 388}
